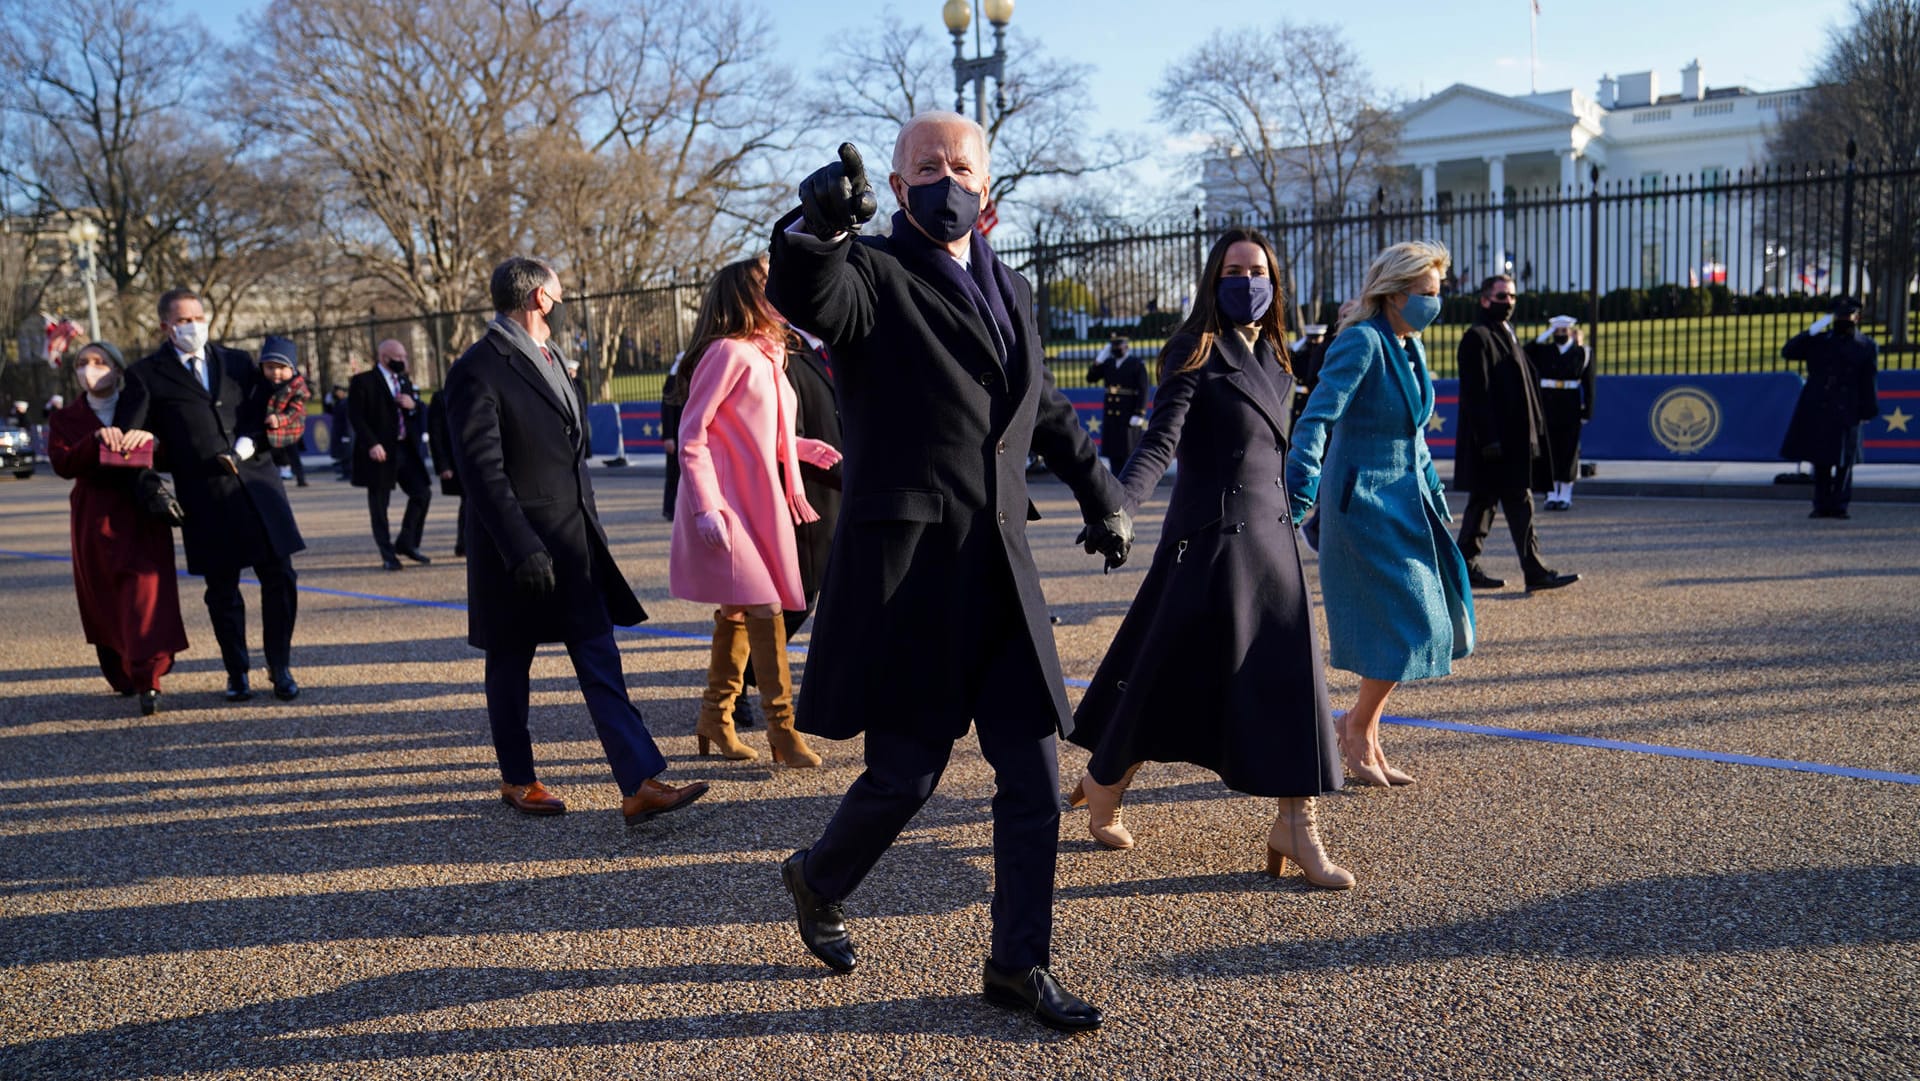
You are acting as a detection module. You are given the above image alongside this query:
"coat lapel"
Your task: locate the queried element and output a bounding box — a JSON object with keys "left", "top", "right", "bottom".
{"left": 488, "top": 326, "right": 573, "bottom": 423}
{"left": 1371, "top": 317, "right": 1425, "bottom": 426}
{"left": 892, "top": 240, "right": 1005, "bottom": 376}
{"left": 150, "top": 348, "right": 212, "bottom": 401}
{"left": 1215, "top": 330, "right": 1289, "bottom": 440}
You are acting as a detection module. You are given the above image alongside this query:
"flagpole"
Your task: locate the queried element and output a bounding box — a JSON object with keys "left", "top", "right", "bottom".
{"left": 1529, "top": 0, "right": 1539, "bottom": 94}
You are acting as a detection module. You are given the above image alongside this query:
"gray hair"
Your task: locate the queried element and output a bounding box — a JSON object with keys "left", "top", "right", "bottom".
{"left": 490, "top": 257, "right": 555, "bottom": 314}
{"left": 892, "top": 111, "right": 991, "bottom": 176}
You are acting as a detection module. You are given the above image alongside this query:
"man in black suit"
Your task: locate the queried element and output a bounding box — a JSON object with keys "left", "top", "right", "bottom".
{"left": 443, "top": 256, "right": 707, "bottom": 825}
{"left": 129, "top": 289, "right": 305, "bottom": 702}
{"left": 349, "top": 340, "right": 433, "bottom": 570}
{"left": 767, "top": 116, "right": 1130, "bottom": 1032}
{"left": 1453, "top": 274, "right": 1578, "bottom": 592}
{"left": 1780, "top": 295, "right": 1881, "bottom": 519}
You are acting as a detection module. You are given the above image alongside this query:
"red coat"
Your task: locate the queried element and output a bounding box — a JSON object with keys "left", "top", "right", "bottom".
{"left": 47, "top": 398, "right": 190, "bottom": 662}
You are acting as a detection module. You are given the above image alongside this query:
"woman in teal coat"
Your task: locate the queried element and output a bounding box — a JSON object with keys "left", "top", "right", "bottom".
{"left": 1286, "top": 240, "right": 1474, "bottom": 788}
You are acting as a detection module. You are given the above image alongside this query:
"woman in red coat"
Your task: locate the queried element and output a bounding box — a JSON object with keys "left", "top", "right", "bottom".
{"left": 47, "top": 341, "right": 190, "bottom": 715}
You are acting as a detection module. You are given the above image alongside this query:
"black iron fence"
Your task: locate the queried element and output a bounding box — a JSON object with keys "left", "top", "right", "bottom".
{"left": 231, "top": 153, "right": 1917, "bottom": 404}
{"left": 1004, "top": 151, "right": 1919, "bottom": 381}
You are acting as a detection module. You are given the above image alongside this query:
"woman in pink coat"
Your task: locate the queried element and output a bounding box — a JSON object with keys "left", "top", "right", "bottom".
{"left": 671, "top": 256, "right": 841, "bottom": 766}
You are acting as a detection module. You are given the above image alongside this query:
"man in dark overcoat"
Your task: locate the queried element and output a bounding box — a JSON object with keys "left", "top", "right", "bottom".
{"left": 1086, "top": 334, "right": 1152, "bottom": 472}
{"left": 1780, "top": 295, "right": 1880, "bottom": 519}
{"left": 349, "top": 340, "right": 433, "bottom": 570}
{"left": 766, "top": 116, "right": 1131, "bottom": 1033}
{"left": 1452, "top": 274, "right": 1578, "bottom": 592}
{"left": 425, "top": 385, "right": 466, "bottom": 558}
{"left": 443, "top": 256, "right": 707, "bottom": 825}
{"left": 129, "top": 289, "right": 305, "bottom": 702}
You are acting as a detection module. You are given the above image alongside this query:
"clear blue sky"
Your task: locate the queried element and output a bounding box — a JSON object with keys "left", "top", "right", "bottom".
{"left": 199, "top": 0, "right": 1843, "bottom": 180}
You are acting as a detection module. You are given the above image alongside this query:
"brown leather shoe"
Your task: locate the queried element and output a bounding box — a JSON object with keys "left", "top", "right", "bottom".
{"left": 500, "top": 781, "right": 567, "bottom": 816}
{"left": 621, "top": 777, "right": 710, "bottom": 825}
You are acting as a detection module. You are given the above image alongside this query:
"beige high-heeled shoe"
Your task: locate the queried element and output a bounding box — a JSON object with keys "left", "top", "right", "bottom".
{"left": 1337, "top": 713, "right": 1390, "bottom": 788}
{"left": 1264, "top": 797, "right": 1354, "bottom": 889}
{"left": 1067, "top": 765, "right": 1139, "bottom": 850}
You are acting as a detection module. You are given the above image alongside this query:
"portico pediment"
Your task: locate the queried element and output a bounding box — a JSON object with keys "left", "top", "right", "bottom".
{"left": 1398, "top": 83, "right": 1587, "bottom": 147}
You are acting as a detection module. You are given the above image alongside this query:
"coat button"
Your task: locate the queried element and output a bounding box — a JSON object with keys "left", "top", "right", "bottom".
{"left": 997, "top": 439, "right": 1007, "bottom": 454}
{"left": 979, "top": 371, "right": 996, "bottom": 386}
{"left": 1275, "top": 478, "right": 1284, "bottom": 487}
{"left": 1230, "top": 523, "right": 1245, "bottom": 533}
{"left": 997, "top": 510, "right": 1008, "bottom": 524}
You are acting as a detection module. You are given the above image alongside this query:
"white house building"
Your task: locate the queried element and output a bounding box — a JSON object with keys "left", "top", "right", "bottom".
{"left": 1204, "top": 63, "right": 1813, "bottom": 296}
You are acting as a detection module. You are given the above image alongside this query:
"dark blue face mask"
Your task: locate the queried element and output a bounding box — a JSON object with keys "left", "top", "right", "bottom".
{"left": 1216, "top": 275, "right": 1274, "bottom": 325}
{"left": 905, "top": 176, "right": 983, "bottom": 243}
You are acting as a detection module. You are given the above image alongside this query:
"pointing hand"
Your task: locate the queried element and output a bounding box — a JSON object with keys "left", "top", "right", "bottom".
{"left": 798, "top": 143, "right": 878, "bottom": 240}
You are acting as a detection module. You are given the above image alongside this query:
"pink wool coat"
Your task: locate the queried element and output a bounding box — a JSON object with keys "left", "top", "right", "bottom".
{"left": 670, "top": 335, "right": 823, "bottom": 609}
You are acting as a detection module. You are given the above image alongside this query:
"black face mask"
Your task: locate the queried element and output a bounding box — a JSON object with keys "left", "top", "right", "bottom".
{"left": 1553, "top": 333, "right": 1570, "bottom": 345}
{"left": 383, "top": 359, "right": 406, "bottom": 375}
{"left": 904, "top": 176, "right": 982, "bottom": 243}
{"left": 544, "top": 297, "right": 568, "bottom": 336}
{"left": 1486, "top": 299, "right": 1515, "bottom": 322}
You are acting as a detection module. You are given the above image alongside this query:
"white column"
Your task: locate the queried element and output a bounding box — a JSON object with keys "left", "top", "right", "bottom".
{"left": 1418, "top": 162, "right": 1438, "bottom": 237}
{"left": 1560, "top": 149, "right": 1582, "bottom": 291}
{"left": 1485, "top": 154, "right": 1507, "bottom": 276}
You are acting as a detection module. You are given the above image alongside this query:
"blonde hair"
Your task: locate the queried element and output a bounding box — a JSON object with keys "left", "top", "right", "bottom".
{"left": 1340, "top": 241, "right": 1452, "bottom": 333}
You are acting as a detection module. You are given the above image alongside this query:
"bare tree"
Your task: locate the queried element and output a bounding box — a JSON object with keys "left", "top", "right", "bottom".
{"left": 1769, "top": 0, "right": 1919, "bottom": 344}
{"left": 806, "top": 20, "right": 1137, "bottom": 226}
{"left": 0, "top": 0, "right": 220, "bottom": 340}
{"left": 1155, "top": 22, "right": 1401, "bottom": 323}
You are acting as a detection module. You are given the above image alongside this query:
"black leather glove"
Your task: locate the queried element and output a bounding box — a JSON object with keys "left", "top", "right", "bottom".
{"left": 512, "top": 550, "right": 557, "bottom": 600}
{"left": 798, "top": 143, "right": 878, "bottom": 240}
{"left": 1080, "top": 509, "right": 1134, "bottom": 572}
{"left": 1479, "top": 441, "right": 1504, "bottom": 461}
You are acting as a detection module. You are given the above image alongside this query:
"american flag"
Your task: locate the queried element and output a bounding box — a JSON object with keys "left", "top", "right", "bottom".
{"left": 976, "top": 198, "right": 1000, "bottom": 237}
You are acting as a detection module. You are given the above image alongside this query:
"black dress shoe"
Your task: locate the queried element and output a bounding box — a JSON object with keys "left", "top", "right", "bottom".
{"left": 981, "top": 959, "right": 1103, "bottom": 1033}
{"left": 225, "top": 674, "right": 252, "bottom": 702}
{"left": 397, "top": 547, "right": 432, "bottom": 565}
{"left": 382, "top": 556, "right": 404, "bottom": 571}
{"left": 270, "top": 669, "right": 300, "bottom": 701}
{"left": 1467, "top": 565, "right": 1506, "bottom": 590}
{"left": 782, "top": 850, "right": 856, "bottom": 973}
{"left": 138, "top": 689, "right": 161, "bottom": 716}
{"left": 1525, "top": 570, "right": 1581, "bottom": 592}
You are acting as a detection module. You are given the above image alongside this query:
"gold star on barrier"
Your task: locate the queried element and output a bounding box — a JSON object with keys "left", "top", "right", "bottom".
{"left": 1427, "top": 413, "right": 1446, "bottom": 431}
{"left": 1885, "top": 406, "right": 1913, "bottom": 433}
{"left": 1087, "top": 416, "right": 1102, "bottom": 433}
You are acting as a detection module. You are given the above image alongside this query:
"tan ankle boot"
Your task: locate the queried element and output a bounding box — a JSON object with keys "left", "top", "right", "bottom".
{"left": 1069, "top": 764, "right": 1139, "bottom": 849}
{"left": 1265, "top": 797, "right": 1354, "bottom": 889}
{"left": 696, "top": 613, "right": 758, "bottom": 761}
{"left": 745, "top": 614, "right": 820, "bottom": 767}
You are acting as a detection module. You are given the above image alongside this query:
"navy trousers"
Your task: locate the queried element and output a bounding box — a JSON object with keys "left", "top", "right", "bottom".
{"left": 483, "top": 629, "right": 668, "bottom": 796}
{"left": 802, "top": 584, "right": 1063, "bottom": 972}
{"left": 202, "top": 553, "right": 298, "bottom": 677}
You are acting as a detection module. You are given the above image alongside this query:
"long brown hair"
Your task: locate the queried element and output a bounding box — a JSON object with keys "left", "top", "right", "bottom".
{"left": 1162, "top": 228, "right": 1292, "bottom": 380}
{"left": 677, "top": 255, "right": 784, "bottom": 394}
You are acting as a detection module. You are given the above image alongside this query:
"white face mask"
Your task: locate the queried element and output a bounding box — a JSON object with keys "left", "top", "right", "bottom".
{"left": 77, "top": 365, "right": 118, "bottom": 394}
{"left": 169, "top": 320, "right": 209, "bottom": 355}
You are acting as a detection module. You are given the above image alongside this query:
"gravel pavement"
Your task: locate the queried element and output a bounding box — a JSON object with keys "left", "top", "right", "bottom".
{"left": 1, "top": 467, "right": 1915, "bottom": 1080}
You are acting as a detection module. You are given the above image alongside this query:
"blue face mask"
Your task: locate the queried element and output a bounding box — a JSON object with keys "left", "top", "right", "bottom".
{"left": 905, "top": 176, "right": 982, "bottom": 243}
{"left": 1216, "top": 275, "right": 1274, "bottom": 325}
{"left": 1399, "top": 293, "right": 1442, "bottom": 331}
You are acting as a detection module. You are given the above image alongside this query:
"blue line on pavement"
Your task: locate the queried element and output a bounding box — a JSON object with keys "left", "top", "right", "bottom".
{"left": 5, "top": 547, "right": 1916, "bottom": 785}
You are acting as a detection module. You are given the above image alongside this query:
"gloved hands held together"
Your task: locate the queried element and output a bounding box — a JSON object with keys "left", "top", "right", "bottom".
{"left": 1077, "top": 508, "right": 1134, "bottom": 573}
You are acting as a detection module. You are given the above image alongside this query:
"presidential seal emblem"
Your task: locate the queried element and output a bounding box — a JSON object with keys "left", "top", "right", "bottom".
{"left": 1649, "top": 386, "right": 1721, "bottom": 455}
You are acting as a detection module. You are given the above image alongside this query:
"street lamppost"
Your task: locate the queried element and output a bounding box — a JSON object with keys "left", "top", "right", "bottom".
{"left": 65, "top": 217, "right": 102, "bottom": 340}
{"left": 942, "top": 0, "right": 1012, "bottom": 126}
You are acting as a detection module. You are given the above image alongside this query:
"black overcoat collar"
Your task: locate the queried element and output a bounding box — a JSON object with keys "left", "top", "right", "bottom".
{"left": 1214, "top": 328, "right": 1290, "bottom": 440}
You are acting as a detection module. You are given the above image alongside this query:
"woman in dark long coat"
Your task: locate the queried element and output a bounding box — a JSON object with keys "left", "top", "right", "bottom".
{"left": 1068, "top": 228, "right": 1350, "bottom": 889}
{"left": 47, "top": 342, "right": 190, "bottom": 715}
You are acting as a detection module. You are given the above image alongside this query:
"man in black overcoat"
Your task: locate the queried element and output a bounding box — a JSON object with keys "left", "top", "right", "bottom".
{"left": 443, "top": 256, "right": 706, "bottom": 825}
{"left": 767, "top": 116, "right": 1132, "bottom": 1033}
{"left": 1452, "top": 274, "right": 1578, "bottom": 592}
{"left": 1086, "top": 334, "right": 1152, "bottom": 473}
{"left": 1780, "top": 295, "right": 1880, "bottom": 519}
{"left": 425, "top": 386, "right": 466, "bottom": 557}
{"left": 129, "top": 289, "right": 305, "bottom": 702}
{"left": 349, "top": 340, "right": 433, "bottom": 570}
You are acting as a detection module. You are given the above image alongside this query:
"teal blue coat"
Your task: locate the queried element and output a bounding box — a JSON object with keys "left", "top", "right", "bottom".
{"left": 1285, "top": 316, "right": 1474, "bottom": 682}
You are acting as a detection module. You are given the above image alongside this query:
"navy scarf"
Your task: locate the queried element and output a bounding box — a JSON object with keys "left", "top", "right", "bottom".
{"left": 890, "top": 210, "right": 1021, "bottom": 377}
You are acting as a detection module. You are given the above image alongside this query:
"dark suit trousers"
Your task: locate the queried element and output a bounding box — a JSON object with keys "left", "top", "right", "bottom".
{"left": 483, "top": 629, "right": 668, "bottom": 796}
{"left": 801, "top": 591, "right": 1063, "bottom": 971}
{"left": 1813, "top": 463, "right": 1854, "bottom": 513}
{"left": 202, "top": 554, "right": 298, "bottom": 677}
{"left": 1456, "top": 486, "right": 1548, "bottom": 577}
{"left": 368, "top": 448, "right": 432, "bottom": 556}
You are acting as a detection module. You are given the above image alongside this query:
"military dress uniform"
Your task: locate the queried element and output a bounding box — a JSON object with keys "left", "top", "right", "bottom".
{"left": 1087, "top": 345, "right": 1153, "bottom": 473}
{"left": 1525, "top": 320, "right": 1594, "bottom": 510}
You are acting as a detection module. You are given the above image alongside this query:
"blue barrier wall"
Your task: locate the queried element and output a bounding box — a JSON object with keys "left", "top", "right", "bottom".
{"left": 1866, "top": 369, "right": 1920, "bottom": 463}
{"left": 587, "top": 403, "right": 621, "bottom": 458}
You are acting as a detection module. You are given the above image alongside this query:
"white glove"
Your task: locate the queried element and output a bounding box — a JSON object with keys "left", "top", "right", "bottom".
{"left": 1128, "top": 414, "right": 1148, "bottom": 429}
{"left": 1809, "top": 315, "right": 1833, "bottom": 334}
{"left": 233, "top": 436, "right": 256, "bottom": 461}
{"left": 1535, "top": 329, "right": 1553, "bottom": 344}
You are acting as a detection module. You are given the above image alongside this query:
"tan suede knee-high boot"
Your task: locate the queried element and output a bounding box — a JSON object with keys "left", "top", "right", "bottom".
{"left": 1265, "top": 797, "right": 1354, "bottom": 889}
{"left": 696, "top": 613, "right": 757, "bottom": 761}
{"left": 745, "top": 614, "right": 820, "bottom": 767}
